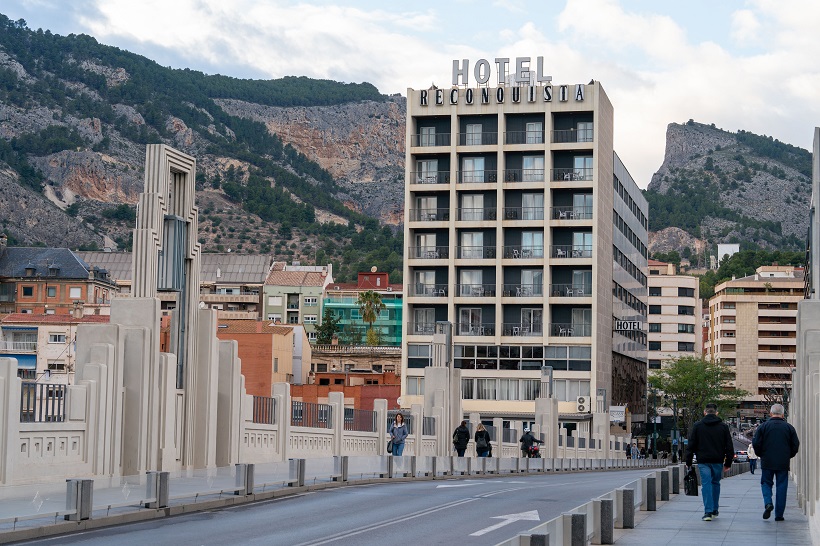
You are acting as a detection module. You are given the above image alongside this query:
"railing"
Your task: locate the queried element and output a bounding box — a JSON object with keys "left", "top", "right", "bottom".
{"left": 551, "top": 245, "right": 592, "bottom": 258}
{"left": 409, "top": 284, "right": 448, "bottom": 297}
{"left": 502, "top": 169, "right": 545, "bottom": 182}
{"left": 457, "top": 208, "right": 497, "bottom": 221}
{"left": 503, "top": 428, "right": 518, "bottom": 443}
{"left": 410, "top": 208, "right": 450, "bottom": 222}
{"left": 287, "top": 303, "right": 299, "bottom": 310}
{"left": 551, "top": 206, "right": 593, "bottom": 220}
{"left": 408, "top": 246, "right": 449, "bottom": 259}
{"left": 409, "top": 170, "right": 451, "bottom": 184}
{"left": 0, "top": 341, "right": 37, "bottom": 352}
{"left": 501, "top": 284, "right": 543, "bottom": 297}
{"left": 458, "top": 132, "right": 498, "bottom": 146}
{"left": 502, "top": 207, "right": 544, "bottom": 220}
{"left": 410, "top": 133, "right": 451, "bottom": 147}
{"left": 502, "top": 245, "right": 544, "bottom": 259}
{"left": 252, "top": 396, "right": 277, "bottom": 425}
{"left": 344, "top": 408, "right": 377, "bottom": 432}
{"left": 423, "top": 416, "right": 436, "bottom": 436}
{"left": 549, "top": 284, "right": 591, "bottom": 297}
{"left": 456, "top": 246, "right": 497, "bottom": 259}
{"left": 20, "top": 382, "right": 66, "bottom": 423}
{"left": 407, "top": 322, "right": 437, "bottom": 335}
{"left": 550, "top": 323, "right": 592, "bottom": 337}
{"left": 501, "top": 323, "right": 544, "bottom": 337}
{"left": 551, "top": 128, "right": 594, "bottom": 143}
{"left": 505, "top": 131, "right": 544, "bottom": 145}
{"left": 456, "top": 323, "right": 496, "bottom": 336}
{"left": 312, "top": 345, "right": 399, "bottom": 354}
{"left": 552, "top": 167, "right": 593, "bottom": 181}
{"left": 291, "top": 401, "right": 332, "bottom": 429}
{"left": 457, "top": 170, "right": 498, "bottom": 184}
{"left": 455, "top": 284, "right": 496, "bottom": 297}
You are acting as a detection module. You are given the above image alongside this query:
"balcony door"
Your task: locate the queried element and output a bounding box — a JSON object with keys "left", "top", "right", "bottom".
{"left": 521, "top": 308, "right": 543, "bottom": 335}
{"left": 522, "top": 155, "right": 544, "bottom": 182}
{"left": 461, "top": 194, "right": 484, "bottom": 221}
{"left": 417, "top": 159, "right": 438, "bottom": 182}
{"left": 415, "top": 233, "right": 437, "bottom": 257}
{"left": 462, "top": 157, "right": 485, "bottom": 183}
{"left": 572, "top": 269, "right": 592, "bottom": 295}
{"left": 573, "top": 193, "right": 593, "bottom": 219}
{"left": 522, "top": 193, "right": 544, "bottom": 220}
{"left": 466, "top": 123, "right": 482, "bottom": 146}
{"left": 459, "top": 269, "right": 483, "bottom": 296}
{"left": 460, "top": 231, "right": 484, "bottom": 259}
{"left": 521, "top": 269, "right": 543, "bottom": 296}
{"left": 414, "top": 270, "right": 435, "bottom": 295}
{"left": 416, "top": 196, "right": 437, "bottom": 220}
{"left": 573, "top": 156, "right": 593, "bottom": 180}
{"left": 522, "top": 231, "right": 544, "bottom": 258}
{"left": 420, "top": 126, "right": 436, "bottom": 147}
{"left": 571, "top": 308, "right": 592, "bottom": 336}
{"left": 572, "top": 232, "right": 592, "bottom": 256}
{"left": 459, "top": 307, "right": 482, "bottom": 335}
{"left": 414, "top": 308, "right": 435, "bottom": 333}
{"left": 526, "top": 122, "right": 543, "bottom": 144}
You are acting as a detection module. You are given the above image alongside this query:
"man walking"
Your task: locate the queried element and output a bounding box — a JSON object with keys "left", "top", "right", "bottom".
{"left": 752, "top": 404, "right": 799, "bottom": 521}
{"left": 685, "top": 403, "right": 734, "bottom": 521}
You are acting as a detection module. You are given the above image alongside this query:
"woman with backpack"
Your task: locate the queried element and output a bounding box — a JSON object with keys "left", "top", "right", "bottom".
{"left": 474, "top": 423, "right": 492, "bottom": 457}
{"left": 389, "top": 413, "right": 408, "bottom": 456}
{"left": 452, "top": 420, "right": 470, "bottom": 456}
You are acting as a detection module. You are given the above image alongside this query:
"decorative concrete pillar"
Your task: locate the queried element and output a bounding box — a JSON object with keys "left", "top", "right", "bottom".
{"left": 328, "top": 391, "right": 345, "bottom": 456}
{"left": 374, "top": 398, "right": 388, "bottom": 455}
{"left": 273, "top": 383, "right": 291, "bottom": 459}
{"left": 0, "top": 358, "right": 20, "bottom": 485}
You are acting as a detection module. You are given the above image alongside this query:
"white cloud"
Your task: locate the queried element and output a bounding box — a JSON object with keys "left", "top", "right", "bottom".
{"left": 731, "top": 9, "right": 760, "bottom": 46}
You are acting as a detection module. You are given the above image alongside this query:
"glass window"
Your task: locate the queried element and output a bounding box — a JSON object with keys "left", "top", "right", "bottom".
{"left": 47, "top": 286, "right": 56, "bottom": 297}
{"left": 526, "top": 122, "right": 543, "bottom": 144}
{"left": 521, "top": 379, "right": 540, "bottom": 400}
{"left": 461, "top": 194, "right": 484, "bottom": 221}
{"left": 572, "top": 232, "right": 592, "bottom": 256}
{"left": 415, "top": 233, "right": 437, "bottom": 257}
{"left": 461, "top": 378, "right": 475, "bottom": 399}
{"left": 69, "top": 287, "right": 82, "bottom": 299}
{"left": 499, "top": 379, "right": 518, "bottom": 400}
{"left": 649, "top": 360, "right": 662, "bottom": 369}
{"left": 522, "top": 231, "right": 544, "bottom": 258}
{"left": 22, "top": 286, "right": 33, "bottom": 297}
{"left": 649, "top": 323, "right": 661, "bottom": 332}
{"left": 459, "top": 270, "right": 483, "bottom": 296}
{"left": 678, "top": 323, "right": 695, "bottom": 334}
{"left": 460, "top": 232, "right": 484, "bottom": 259}
{"left": 648, "top": 287, "right": 662, "bottom": 297}
{"left": 268, "top": 296, "right": 282, "bottom": 306}
{"left": 461, "top": 157, "right": 485, "bottom": 183}
{"left": 420, "top": 126, "right": 436, "bottom": 146}
{"left": 522, "top": 156, "right": 544, "bottom": 182}
{"left": 417, "top": 159, "right": 439, "bottom": 182}
{"left": 521, "top": 308, "right": 543, "bottom": 334}
{"left": 678, "top": 287, "right": 695, "bottom": 298}
{"left": 304, "top": 315, "right": 317, "bottom": 324}
{"left": 522, "top": 193, "right": 544, "bottom": 220}
{"left": 649, "top": 305, "right": 662, "bottom": 314}
{"left": 466, "top": 124, "right": 482, "bottom": 145}
{"left": 577, "top": 122, "right": 593, "bottom": 142}
{"left": 476, "top": 379, "right": 496, "bottom": 399}
{"left": 648, "top": 341, "right": 661, "bottom": 350}
{"left": 678, "top": 342, "right": 695, "bottom": 351}
{"left": 49, "top": 334, "right": 66, "bottom": 343}
{"left": 407, "top": 377, "right": 425, "bottom": 395}
{"left": 573, "top": 156, "right": 593, "bottom": 180}
{"left": 553, "top": 379, "right": 567, "bottom": 401}
{"left": 572, "top": 270, "right": 591, "bottom": 294}
{"left": 572, "top": 193, "right": 593, "bottom": 219}
{"left": 678, "top": 306, "right": 695, "bottom": 316}
{"left": 458, "top": 308, "right": 482, "bottom": 335}
{"left": 521, "top": 269, "right": 543, "bottom": 296}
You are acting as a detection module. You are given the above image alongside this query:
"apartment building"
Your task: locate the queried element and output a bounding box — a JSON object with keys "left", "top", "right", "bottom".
{"left": 647, "top": 260, "right": 701, "bottom": 369}
{"left": 324, "top": 271, "right": 403, "bottom": 346}
{"left": 400, "top": 73, "right": 648, "bottom": 420}
{"left": 706, "top": 265, "right": 802, "bottom": 416}
{"left": 262, "top": 262, "right": 333, "bottom": 342}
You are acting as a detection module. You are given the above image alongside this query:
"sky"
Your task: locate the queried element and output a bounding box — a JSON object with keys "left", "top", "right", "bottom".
{"left": 4, "top": 0, "right": 820, "bottom": 188}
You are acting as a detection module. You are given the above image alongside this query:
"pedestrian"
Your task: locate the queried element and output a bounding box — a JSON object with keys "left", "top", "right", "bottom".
{"left": 474, "top": 423, "right": 492, "bottom": 457}
{"left": 747, "top": 442, "right": 758, "bottom": 474}
{"left": 630, "top": 443, "right": 639, "bottom": 460}
{"left": 452, "top": 420, "right": 470, "bottom": 457}
{"left": 752, "top": 404, "right": 800, "bottom": 521}
{"left": 685, "top": 403, "right": 734, "bottom": 521}
{"left": 519, "top": 427, "right": 543, "bottom": 458}
{"left": 640, "top": 447, "right": 646, "bottom": 459}
{"left": 389, "top": 413, "right": 408, "bottom": 456}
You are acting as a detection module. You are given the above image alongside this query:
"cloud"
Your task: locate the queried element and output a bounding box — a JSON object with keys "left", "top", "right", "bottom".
{"left": 731, "top": 9, "right": 760, "bottom": 46}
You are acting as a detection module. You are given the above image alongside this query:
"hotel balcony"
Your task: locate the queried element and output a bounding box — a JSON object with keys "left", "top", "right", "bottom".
{"left": 505, "top": 130, "right": 545, "bottom": 145}
{"left": 502, "top": 169, "right": 545, "bottom": 183}
{"left": 0, "top": 341, "right": 37, "bottom": 352}
{"left": 550, "top": 206, "right": 593, "bottom": 221}
{"left": 200, "top": 293, "right": 260, "bottom": 303}
{"left": 456, "top": 208, "right": 497, "bottom": 221}
{"left": 457, "top": 170, "right": 498, "bottom": 184}
{"left": 455, "top": 284, "right": 497, "bottom": 298}
{"left": 502, "top": 206, "right": 544, "bottom": 221}
{"left": 551, "top": 128, "right": 594, "bottom": 144}
{"left": 216, "top": 310, "right": 258, "bottom": 320}
{"left": 549, "top": 283, "right": 592, "bottom": 298}
{"left": 409, "top": 133, "right": 451, "bottom": 147}
{"left": 458, "top": 132, "right": 498, "bottom": 146}
{"left": 456, "top": 246, "right": 497, "bottom": 260}
{"left": 409, "top": 208, "right": 450, "bottom": 222}
{"left": 455, "top": 322, "right": 497, "bottom": 336}
{"left": 551, "top": 167, "right": 593, "bottom": 182}
{"left": 408, "top": 246, "right": 450, "bottom": 260}
{"left": 549, "top": 322, "right": 592, "bottom": 337}
{"left": 501, "top": 322, "right": 544, "bottom": 337}
{"left": 551, "top": 245, "right": 592, "bottom": 259}
{"left": 409, "top": 170, "right": 451, "bottom": 185}
{"left": 502, "top": 245, "right": 544, "bottom": 260}
{"left": 501, "top": 284, "right": 543, "bottom": 298}
{"left": 407, "top": 322, "right": 436, "bottom": 335}
{"left": 408, "top": 284, "right": 449, "bottom": 297}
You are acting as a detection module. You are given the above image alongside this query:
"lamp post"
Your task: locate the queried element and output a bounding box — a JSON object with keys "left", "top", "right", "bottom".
{"left": 671, "top": 397, "right": 679, "bottom": 463}
{"left": 652, "top": 390, "right": 657, "bottom": 459}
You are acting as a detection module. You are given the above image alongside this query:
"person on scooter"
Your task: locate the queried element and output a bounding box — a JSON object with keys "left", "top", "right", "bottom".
{"left": 519, "top": 427, "right": 543, "bottom": 458}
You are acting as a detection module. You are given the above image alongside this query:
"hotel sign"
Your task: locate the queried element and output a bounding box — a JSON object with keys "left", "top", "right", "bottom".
{"left": 614, "top": 320, "right": 642, "bottom": 332}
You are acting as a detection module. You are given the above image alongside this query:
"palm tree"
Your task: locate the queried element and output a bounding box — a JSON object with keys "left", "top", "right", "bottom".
{"left": 356, "top": 290, "right": 386, "bottom": 340}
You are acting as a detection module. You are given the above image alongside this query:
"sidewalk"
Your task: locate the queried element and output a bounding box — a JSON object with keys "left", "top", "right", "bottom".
{"left": 613, "top": 471, "right": 814, "bottom": 545}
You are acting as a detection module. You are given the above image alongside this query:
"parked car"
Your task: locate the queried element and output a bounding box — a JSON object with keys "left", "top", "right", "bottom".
{"left": 734, "top": 450, "right": 749, "bottom": 462}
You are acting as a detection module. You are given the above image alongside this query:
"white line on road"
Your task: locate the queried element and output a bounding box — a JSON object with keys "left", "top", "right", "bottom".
{"left": 436, "top": 483, "right": 479, "bottom": 488}
{"left": 470, "top": 510, "right": 541, "bottom": 536}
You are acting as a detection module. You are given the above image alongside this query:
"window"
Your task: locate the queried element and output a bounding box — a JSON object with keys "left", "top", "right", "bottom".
{"left": 573, "top": 156, "right": 593, "bottom": 180}
{"left": 521, "top": 379, "right": 540, "bottom": 400}
{"left": 420, "top": 126, "right": 436, "bottom": 147}
{"left": 571, "top": 232, "right": 592, "bottom": 257}
{"left": 522, "top": 193, "right": 544, "bottom": 220}
{"left": 678, "top": 342, "right": 695, "bottom": 352}
{"left": 303, "top": 297, "right": 317, "bottom": 306}
{"left": 304, "top": 315, "right": 317, "bottom": 324}
{"left": 526, "top": 122, "right": 543, "bottom": 144}
{"left": 461, "top": 156, "right": 485, "bottom": 183}
{"left": 274, "top": 358, "right": 279, "bottom": 373}
{"left": 723, "top": 302, "right": 736, "bottom": 309}
{"left": 649, "top": 359, "right": 662, "bottom": 369}
{"left": 476, "top": 379, "right": 496, "bottom": 399}
{"left": 460, "top": 232, "right": 484, "bottom": 259}
{"left": 551, "top": 379, "right": 590, "bottom": 401}
{"left": 307, "top": 331, "right": 317, "bottom": 341}
{"left": 415, "top": 233, "right": 437, "bottom": 257}
{"left": 649, "top": 323, "right": 661, "bottom": 333}
{"left": 459, "top": 270, "right": 483, "bottom": 296}
{"left": 49, "top": 334, "right": 67, "bottom": 344}
{"left": 466, "top": 123, "right": 482, "bottom": 146}
{"left": 522, "top": 155, "right": 544, "bottom": 181}
{"left": 678, "top": 287, "right": 695, "bottom": 298}
{"left": 678, "top": 306, "right": 695, "bottom": 316}
{"left": 499, "top": 379, "right": 518, "bottom": 400}
{"left": 268, "top": 296, "right": 282, "bottom": 307}
{"left": 458, "top": 308, "right": 482, "bottom": 335}
{"left": 288, "top": 315, "right": 299, "bottom": 324}
{"left": 577, "top": 121, "right": 593, "bottom": 142}
{"left": 408, "top": 344, "right": 432, "bottom": 368}
{"left": 47, "top": 287, "right": 56, "bottom": 298}
{"left": 69, "top": 287, "right": 82, "bottom": 299}
{"left": 648, "top": 341, "right": 661, "bottom": 351}
{"left": 22, "top": 286, "right": 33, "bottom": 297}
{"left": 678, "top": 323, "right": 695, "bottom": 334}
{"left": 522, "top": 231, "right": 544, "bottom": 257}
{"left": 268, "top": 314, "right": 282, "bottom": 323}
{"left": 407, "top": 376, "right": 425, "bottom": 395}
{"left": 648, "top": 287, "right": 662, "bottom": 297}
{"left": 461, "top": 378, "right": 475, "bottom": 399}
{"left": 649, "top": 305, "right": 662, "bottom": 315}
{"left": 45, "top": 309, "right": 55, "bottom": 315}
{"left": 417, "top": 159, "right": 439, "bottom": 182}
{"left": 460, "top": 194, "right": 482, "bottom": 221}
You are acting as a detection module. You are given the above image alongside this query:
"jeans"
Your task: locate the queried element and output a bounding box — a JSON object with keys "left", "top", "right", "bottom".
{"left": 392, "top": 442, "right": 404, "bottom": 456}
{"left": 455, "top": 447, "right": 466, "bottom": 457}
{"left": 698, "top": 463, "right": 724, "bottom": 515}
{"left": 749, "top": 459, "right": 757, "bottom": 473}
{"left": 477, "top": 450, "right": 490, "bottom": 457}
{"left": 761, "top": 468, "right": 789, "bottom": 518}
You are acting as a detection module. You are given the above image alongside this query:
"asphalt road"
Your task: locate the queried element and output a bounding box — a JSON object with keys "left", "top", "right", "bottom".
{"left": 23, "top": 470, "right": 653, "bottom": 546}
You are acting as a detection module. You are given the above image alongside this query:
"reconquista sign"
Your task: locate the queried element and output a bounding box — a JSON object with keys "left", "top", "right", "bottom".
{"left": 418, "top": 56, "right": 585, "bottom": 107}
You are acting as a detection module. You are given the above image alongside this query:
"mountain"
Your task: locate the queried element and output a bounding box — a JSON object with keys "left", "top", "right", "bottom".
{"left": 0, "top": 15, "right": 404, "bottom": 282}
{"left": 644, "top": 121, "right": 811, "bottom": 260}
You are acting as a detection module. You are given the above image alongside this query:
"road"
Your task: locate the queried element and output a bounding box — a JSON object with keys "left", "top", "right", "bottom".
{"left": 24, "top": 470, "right": 653, "bottom": 546}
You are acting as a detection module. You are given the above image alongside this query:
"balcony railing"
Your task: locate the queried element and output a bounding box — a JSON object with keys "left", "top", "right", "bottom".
{"left": 410, "top": 133, "right": 451, "bottom": 147}
{"left": 549, "top": 323, "right": 592, "bottom": 337}
{"left": 409, "top": 284, "right": 448, "bottom": 297}
{"left": 456, "top": 323, "right": 496, "bottom": 336}
{"left": 344, "top": 408, "right": 377, "bottom": 432}
{"left": 458, "top": 132, "right": 498, "bottom": 146}
{"left": 551, "top": 128, "right": 594, "bottom": 143}
{"left": 457, "top": 208, "right": 497, "bottom": 221}
{"left": 502, "top": 169, "right": 545, "bottom": 183}
{"left": 252, "top": 396, "right": 276, "bottom": 425}
{"left": 455, "top": 284, "right": 496, "bottom": 297}
{"left": 552, "top": 167, "right": 593, "bottom": 181}
{"left": 408, "top": 322, "right": 436, "bottom": 335}
{"left": 502, "top": 284, "right": 543, "bottom": 297}
{"left": 20, "top": 382, "right": 66, "bottom": 423}
{"left": 408, "top": 246, "right": 449, "bottom": 260}
{"left": 501, "top": 323, "right": 544, "bottom": 336}
{"left": 551, "top": 206, "right": 593, "bottom": 220}
{"left": 550, "top": 284, "right": 592, "bottom": 297}
{"left": 502, "top": 246, "right": 544, "bottom": 259}
{"left": 409, "top": 170, "right": 451, "bottom": 184}
{"left": 291, "top": 401, "right": 332, "bottom": 429}
{"left": 457, "top": 246, "right": 497, "bottom": 259}
{"left": 551, "top": 245, "right": 592, "bottom": 258}
{"left": 505, "top": 131, "right": 545, "bottom": 145}
{"left": 0, "top": 341, "right": 37, "bottom": 352}
{"left": 502, "top": 207, "right": 544, "bottom": 221}
{"left": 410, "top": 208, "right": 450, "bottom": 222}
{"left": 287, "top": 303, "right": 299, "bottom": 310}
{"left": 457, "top": 170, "right": 498, "bottom": 184}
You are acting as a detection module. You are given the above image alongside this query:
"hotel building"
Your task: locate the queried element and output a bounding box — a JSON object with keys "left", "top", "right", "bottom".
{"left": 647, "top": 260, "right": 701, "bottom": 369}
{"left": 400, "top": 73, "right": 648, "bottom": 421}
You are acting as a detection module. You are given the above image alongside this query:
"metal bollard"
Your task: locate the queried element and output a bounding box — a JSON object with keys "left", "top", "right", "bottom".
{"left": 386, "top": 455, "right": 394, "bottom": 478}
{"left": 65, "top": 479, "right": 93, "bottom": 521}
{"left": 660, "top": 469, "right": 669, "bottom": 501}
{"left": 291, "top": 459, "right": 307, "bottom": 486}
{"left": 672, "top": 466, "right": 680, "bottom": 494}
{"left": 646, "top": 477, "right": 657, "bottom": 511}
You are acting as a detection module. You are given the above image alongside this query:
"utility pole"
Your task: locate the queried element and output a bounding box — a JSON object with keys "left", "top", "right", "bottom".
{"left": 672, "top": 397, "right": 679, "bottom": 463}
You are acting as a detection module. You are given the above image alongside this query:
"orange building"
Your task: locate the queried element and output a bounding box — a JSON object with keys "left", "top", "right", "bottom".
{"left": 291, "top": 371, "right": 401, "bottom": 410}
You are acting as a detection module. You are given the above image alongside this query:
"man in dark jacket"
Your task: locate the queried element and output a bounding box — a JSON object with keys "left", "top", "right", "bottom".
{"left": 519, "top": 428, "right": 543, "bottom": 458}
{"left": 452, "top": 421, "right": 470, "bottom": 457}
{"left": 685, "top": 403, "right": 734, "bottom": 521}
{"left": 752, "top": 404, "right": 799, "bottom": 521}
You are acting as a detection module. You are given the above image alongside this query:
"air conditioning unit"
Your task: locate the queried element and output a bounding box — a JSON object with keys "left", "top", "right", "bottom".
{"left": 577, "top": 396, "right": 590, "bottom": 413}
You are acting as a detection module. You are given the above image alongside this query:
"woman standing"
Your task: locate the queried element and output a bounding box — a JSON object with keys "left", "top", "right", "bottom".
{"left": 747, "top": 442, "right": 758, "bottom": 474}
{"left": 389, "top": 413, "right": 408, "bottom": 456}
{"left": 474, "top": 423, "right": 492, "bottom": 457}
{"left": 453, "top": 420, "right": 471, "bottom": 457}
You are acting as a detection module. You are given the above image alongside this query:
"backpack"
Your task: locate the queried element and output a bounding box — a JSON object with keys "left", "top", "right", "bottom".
{"left": 476, "top": 434, "right": 489, "bottom": 451}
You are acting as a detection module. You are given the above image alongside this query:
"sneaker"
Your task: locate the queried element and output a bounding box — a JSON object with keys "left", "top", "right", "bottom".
{"left": 763, "top": 503, "right": 773, "bottom": 520}
{"left": 775, "top": 516, "right": 784, "bottom": 522}
{"left": 702, "top": 514, "right": 713, "bottom": 521}
{"left": 711, "top": 510, "right": 719, "bottom": 518}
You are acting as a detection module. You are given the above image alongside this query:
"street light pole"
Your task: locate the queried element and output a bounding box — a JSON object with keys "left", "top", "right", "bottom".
{"left": 672, "top": 397, "right": 679, "bottom": 463}
{"left": 652, "top": 390, "right": 657, "bottom": 459}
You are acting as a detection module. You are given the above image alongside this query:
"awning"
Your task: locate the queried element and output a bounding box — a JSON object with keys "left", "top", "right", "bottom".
{"left": 12, "top": 355, "right": 36, "bottom": 369}
{"left": 1, "top": 326, "right": 37, "bottom": 331}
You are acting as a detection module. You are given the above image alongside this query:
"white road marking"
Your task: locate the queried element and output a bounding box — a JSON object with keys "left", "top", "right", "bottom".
{"left": 470, "top": 510, "right": 541, "bottom": 536}
{"left": 436, "top": 483, "right": 479, "bottom": 488}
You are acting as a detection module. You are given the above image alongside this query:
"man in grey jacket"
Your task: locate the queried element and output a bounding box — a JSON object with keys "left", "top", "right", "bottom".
{"left": 752, "top": 404, "right": 799, "bottom": 521}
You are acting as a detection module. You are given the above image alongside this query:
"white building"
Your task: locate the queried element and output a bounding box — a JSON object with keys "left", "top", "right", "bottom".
{"left": 646, "top": 260, "right": 701, "bottom": 369}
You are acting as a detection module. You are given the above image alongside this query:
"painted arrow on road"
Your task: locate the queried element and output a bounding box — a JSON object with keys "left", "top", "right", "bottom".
{"left": 470, "top": 510, "right": 540, "bottom": 536}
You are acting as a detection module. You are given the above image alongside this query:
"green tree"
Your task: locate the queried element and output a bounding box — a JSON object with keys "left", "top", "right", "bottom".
{"left": 356, "top": 290, "right": 385, "bottom": 343}
{"left": 649, "top": 356, "right": 747, "bottom": 437}
{"left": 315, "top": 308, "right": 341, "bottom": 345}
